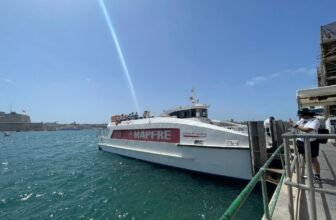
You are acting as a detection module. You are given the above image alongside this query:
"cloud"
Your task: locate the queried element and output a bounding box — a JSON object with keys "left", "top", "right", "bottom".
{"left": 245, "top": 81, "right": 256, "bottom": 86}
{"left": 291, "top": 66, "right": 316, "bottom": 75}
{"left": 270, "top": 73, "right": 280, "bottom": 78}
{"left": 245, "top": 65, "right": 316, "bottom": 86}
{"left": 1, "top": 79, "right": 13, "bottom": 84}
{"left": 292, "top": 67, "right": 306, "bottom": 74}
{"left": 245, "top": 76, "right": 266, "bottom": 86}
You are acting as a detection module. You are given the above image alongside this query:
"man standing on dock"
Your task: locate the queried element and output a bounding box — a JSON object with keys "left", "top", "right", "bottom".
{"left": 288, "top": 108, "right": 321, "bottom": 183}
{"left": 264, "top": 116, "right": 275, "bottom": 147}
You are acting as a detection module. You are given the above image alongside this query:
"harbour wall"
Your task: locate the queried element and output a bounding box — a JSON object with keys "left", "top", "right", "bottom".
{"left": 0, "top": 123, "right": 44, "bottom": 132}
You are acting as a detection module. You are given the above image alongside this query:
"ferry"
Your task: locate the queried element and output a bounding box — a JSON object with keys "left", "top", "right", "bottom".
{"left": 98, "top": 89, "right": 253, "bottom": 180}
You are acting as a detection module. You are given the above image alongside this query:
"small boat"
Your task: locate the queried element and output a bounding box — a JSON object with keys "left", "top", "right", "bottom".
{"left": 98, "top": 89, "right": 252, "bottom": 180}
{"left": 4, "top": 132, "right": 10, "bottom": 136}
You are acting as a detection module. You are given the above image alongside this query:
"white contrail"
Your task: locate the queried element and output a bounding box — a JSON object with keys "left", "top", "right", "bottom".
{"left": 98, "top": 0, "right": 140, "bottom": 113}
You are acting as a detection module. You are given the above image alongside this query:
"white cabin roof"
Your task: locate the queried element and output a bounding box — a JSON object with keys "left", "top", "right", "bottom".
{"left": 161, "top": 103, "right": 209, "bottom": 116}
{"left": 297, "top": 85, "right": 336, "bottom": 107}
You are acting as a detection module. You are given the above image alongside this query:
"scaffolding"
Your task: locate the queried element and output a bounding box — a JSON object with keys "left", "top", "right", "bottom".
{"left": 318, "top": 22, "right": 336, "bottom": 116}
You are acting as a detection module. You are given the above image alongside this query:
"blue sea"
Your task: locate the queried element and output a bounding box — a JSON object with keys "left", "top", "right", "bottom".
{"left": 0, "top": 130, "right": 263, "bottom": 219}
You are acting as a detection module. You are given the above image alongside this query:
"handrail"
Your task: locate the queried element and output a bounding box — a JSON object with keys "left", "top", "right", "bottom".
{"left": 219, "top": 144, "right": 284, "bottom": 220}
{"left": 282, "top": 132, "right": 336, "bottom": 220}
{"left": 220, "top": 131, "right": 336, "bottom": 220}
{"left": 268, "top": 171, "right": 285, "bottom": 217}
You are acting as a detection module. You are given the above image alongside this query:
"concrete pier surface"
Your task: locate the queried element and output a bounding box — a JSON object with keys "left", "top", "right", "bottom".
{"left": 273, "top": 142, "right": 336, "bottom": 220}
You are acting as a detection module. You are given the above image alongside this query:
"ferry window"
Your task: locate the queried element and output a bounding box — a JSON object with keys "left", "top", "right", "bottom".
{"left": 170, "top": 112, "right": 178, "bottom": 117}
{"left": 196, "top": 110, "right": 201, "bottom": 117}
{"left": 202, "top": 109, "right": 207, "bottom": 117}
{"left": 186, "top": 110, "right": 192, "bottom": 118}
{"left": 191, "top": 109, "right": 196, "bottom": 117}
{"left": 179, "top": 111, "right": 185, "bottom": 118}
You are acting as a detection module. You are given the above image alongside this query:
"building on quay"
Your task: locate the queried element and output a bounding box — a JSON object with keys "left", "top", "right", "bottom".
{"left": 317, "top": 21, "right": 336, "bottom": 117}
{"left": 0, "top": 111, "right": 44, "bottom": 131}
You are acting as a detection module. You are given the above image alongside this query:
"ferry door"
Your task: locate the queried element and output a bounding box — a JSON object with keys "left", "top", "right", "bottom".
{"left": 330, "top": 119, "right": 336, "bottom": 134}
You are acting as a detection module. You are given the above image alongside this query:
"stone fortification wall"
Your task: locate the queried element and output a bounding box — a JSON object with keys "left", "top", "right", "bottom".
{"left": 0, "top": 123, "right": 44, "bottom": 131}
{"left": 0, "top": 112, "right": 31, "bottom": 123}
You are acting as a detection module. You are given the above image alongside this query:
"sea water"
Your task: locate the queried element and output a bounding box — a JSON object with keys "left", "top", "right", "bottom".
{"left": 0, "top": 130, "right": 263, "bottom": 219}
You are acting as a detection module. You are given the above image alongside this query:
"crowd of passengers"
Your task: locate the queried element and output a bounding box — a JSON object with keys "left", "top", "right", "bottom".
{"left": 119, "top": 111, "right": 153, "bottom": 121}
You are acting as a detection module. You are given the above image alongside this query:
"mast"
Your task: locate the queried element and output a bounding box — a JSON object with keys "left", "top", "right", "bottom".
{"left": 190, "top": 87, "right": 199, "bottom": 106}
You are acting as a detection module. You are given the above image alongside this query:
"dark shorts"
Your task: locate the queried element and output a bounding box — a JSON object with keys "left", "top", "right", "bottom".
{"left": 296, "top": 140, "right": 320, "bottom": 158}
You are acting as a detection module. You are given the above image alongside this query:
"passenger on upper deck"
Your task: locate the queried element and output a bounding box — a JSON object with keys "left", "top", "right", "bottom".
{"left": 264, "top": 116, "right": 275, "bottom": 147}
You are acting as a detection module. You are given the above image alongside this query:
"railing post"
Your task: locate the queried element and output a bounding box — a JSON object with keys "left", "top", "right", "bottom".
{"left": 283, "top": 136, "right": 294, "bottom": 220}
{"left": 247, "top": 121, "right": 267, "bottom": 175}
{"left": 304, "top": 138, "right": 317, "bottom": 220}
{"left": 260, "top": 169, "right": 270, "bottom": 219}
{"left": 292, "top": 140, "right": 301, "bottom": 183}
{"left": 220, "top": 145, "right": 284, "bottom": 220}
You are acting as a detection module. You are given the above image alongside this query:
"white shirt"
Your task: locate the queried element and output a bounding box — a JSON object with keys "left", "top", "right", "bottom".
{"left": 264, "top": 118, "right": 270, "bottom": 128}
{"left": 295, "top": 118, "right": 320, "bottom": 142}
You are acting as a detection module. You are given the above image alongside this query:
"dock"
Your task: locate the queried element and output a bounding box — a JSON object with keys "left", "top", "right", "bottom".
{"left": 273, "top": 142, "right": 336, "bottom": 220}
{"left": 220, "top": 123, "right": 336, "bottom": 220}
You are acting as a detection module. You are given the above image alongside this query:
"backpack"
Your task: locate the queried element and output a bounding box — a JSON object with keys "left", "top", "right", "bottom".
{"left": 317, "top": 128, "right": 329, "bottom": 144}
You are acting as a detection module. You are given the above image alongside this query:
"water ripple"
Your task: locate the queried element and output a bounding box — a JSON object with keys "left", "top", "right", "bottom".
{"left": 0, "top": 130, "right": 263, "bottom": 219}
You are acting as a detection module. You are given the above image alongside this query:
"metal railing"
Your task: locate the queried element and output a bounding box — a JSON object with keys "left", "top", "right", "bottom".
{"left": 282, "top": 132, "right": 336, "bottom": 220}
{"left": 98, "top": 128, "right": 108, "bottom": 137}
{"left": 219, "top": 144, "right": 285, "bottom": 220}
{"left": 221, "top": 132, "right": 336, "bottom": 220}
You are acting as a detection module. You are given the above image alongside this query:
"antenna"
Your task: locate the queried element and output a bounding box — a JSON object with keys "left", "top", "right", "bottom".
{"left": 190, "top": 87, "right": 199, "bottom": 105}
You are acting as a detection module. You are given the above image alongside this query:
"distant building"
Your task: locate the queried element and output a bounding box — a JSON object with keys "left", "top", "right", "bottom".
{"left": 0, "top": 111, "right": 107, "bottom": 132}
{"left": 0, "top": 111, "right": 43, "bottom": 131}
{"left": 0, "top": 112, "right": 31, "bottom": 123}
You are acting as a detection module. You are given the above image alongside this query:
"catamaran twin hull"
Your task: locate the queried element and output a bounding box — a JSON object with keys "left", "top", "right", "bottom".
{"left": 98, "top": 119, "right": 253, "bottom": 180}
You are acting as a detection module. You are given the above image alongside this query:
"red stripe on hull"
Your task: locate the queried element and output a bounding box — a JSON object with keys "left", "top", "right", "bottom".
{"left": 111, "top": 128, "right": 180, "bottom": 143}
{"left": 183, "top": 135, "right": 201, "bottom": 138}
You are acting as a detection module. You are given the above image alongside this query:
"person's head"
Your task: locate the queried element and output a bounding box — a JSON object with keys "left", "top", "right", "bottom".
{"left": 270, "top": 116, "right": 275, "bottom": 121}
{"left": 297, "top": 108, "right": 317, "bottom": 119}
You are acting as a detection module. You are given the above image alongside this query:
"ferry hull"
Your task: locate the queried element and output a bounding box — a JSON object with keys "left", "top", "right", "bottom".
{"left": 98, "top": 138, "right": 253, "bottom": 180}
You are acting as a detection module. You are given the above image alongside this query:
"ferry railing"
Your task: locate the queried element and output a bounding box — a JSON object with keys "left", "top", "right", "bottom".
{"left": 282, "top": 132, "right": 336, "bottom": 220}
{"left": 220, "top": 144, "right": 285, "bottom": 220}
{"left": 98, "top": 128, "right": 108, "bottom": 139}
{"left": 225, "top": 126, "right": 249, "bottom": 134}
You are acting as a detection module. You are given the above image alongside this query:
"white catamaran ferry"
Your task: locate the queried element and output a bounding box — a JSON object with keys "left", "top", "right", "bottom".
{"left": 98, "top": 89, "right": 253, "bottom": 180}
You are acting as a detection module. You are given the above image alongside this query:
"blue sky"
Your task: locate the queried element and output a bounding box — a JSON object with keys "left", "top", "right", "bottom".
{"left": 0, "top": 0, "right": 335, "bottom": 123}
